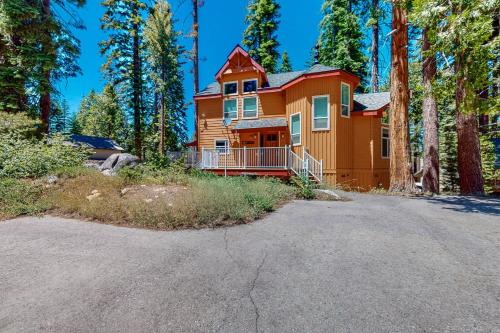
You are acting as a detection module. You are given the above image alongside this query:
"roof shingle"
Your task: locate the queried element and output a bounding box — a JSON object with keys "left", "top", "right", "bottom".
{"left": 353, "top": 92, "right": 390, "bottom": 112}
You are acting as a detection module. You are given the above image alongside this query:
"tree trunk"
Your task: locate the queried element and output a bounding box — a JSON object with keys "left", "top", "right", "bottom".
{"left": 455, "top": 55, "right": 484, "bottom": 195}
{"left": 389, "top": 0, "right": 415, "bottom": 193}
{"left": 371, "top": 0, "right": 379, "bottom": 93}
{"left": 132, "top": 11, "right": 142, "bottom": 159}
{"left": 422, "top": 28, "right": 439, "bottom": 193}
{"left": 40, "top": 0, "right": 51, "bottom": 134}
{"left": 192, "top": 0, "right": 199, "bottom": 143}
{"left": 159, "top": 93, "right": 166, "bottom": 155}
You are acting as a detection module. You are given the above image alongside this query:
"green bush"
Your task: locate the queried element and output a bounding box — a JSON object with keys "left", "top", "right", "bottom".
{"left": 0, "top": 179, "right": 49, "bottom": 220}
{"left": 0, "top": 112, "right": 90, "bottom": 179}
{"left": 290, "top": 175, "right": 316, "bottom": 199}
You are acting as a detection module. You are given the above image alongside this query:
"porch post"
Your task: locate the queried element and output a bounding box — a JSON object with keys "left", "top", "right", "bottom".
{"left": 201, "top": 147, "right": 205, "bottom": 168}
{"left": 243, "top": 146, "right": 247, "bottom": 169}
{"left": 284, "top": 145, "right": 288, "bottom": 169}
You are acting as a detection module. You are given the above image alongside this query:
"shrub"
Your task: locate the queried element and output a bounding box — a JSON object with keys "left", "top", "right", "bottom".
{"left": 0, "top": 112, "right": 90, "bottom": 179}
{"left": 0, "top": 179, "right": 49, "bottom": 220}
{"left": 290, "top": 175, "right": 316, "bottom": 199}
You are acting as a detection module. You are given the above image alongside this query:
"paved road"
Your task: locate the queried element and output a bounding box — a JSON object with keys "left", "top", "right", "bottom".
{"left": 1, "top": 193, "right": 499, "bottom": 333}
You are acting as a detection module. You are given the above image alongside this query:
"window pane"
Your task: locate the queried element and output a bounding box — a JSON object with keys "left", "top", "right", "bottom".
{"left": 314, "top": 118, "right": 328, "bottom": 129}
{"left": 382, "top": 128, "right": 389, "bottom": 138}
{"left": 243, "top": 97, "right": 257, "bottom": 118}
{"left": 341, "top": 84, "right": 349, "bottom": 105}
{"left": 243, "top": 80, "right": 257, "bottom": 93}
{"left": 216, "top": 140, "right": 228, "bottom": 153}
{"left": 341, "top": 105, "right": 349, "bottom": 117}
{"left": 224, "top": 99, "right": 237, "bottom": 119}
{"left": 314, "top": 97, "right": 328, "bottom": 118}
{"left": 382, "top": 139, "right": 389, "bottom": 157}
{"left": 224, "top": 83, "right": 237, "bottom": 95}
{"left": 292, "top": 134, "right": 300, "bottom": 145}
{"left": 291, "top": 115, "right": 300, "bottom": 134}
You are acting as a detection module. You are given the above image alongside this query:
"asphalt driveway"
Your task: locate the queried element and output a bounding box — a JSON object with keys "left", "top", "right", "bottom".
{"left": 1, "top": 193, "right": 499, "bottom": 332}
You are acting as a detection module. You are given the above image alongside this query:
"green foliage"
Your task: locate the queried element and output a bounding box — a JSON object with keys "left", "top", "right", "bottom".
{"left": 0, "top": 112, "right": 89, "bottom": 178}
{"left": 143, "top": 0, "right": 187, "bottom": 151}
{"left": 317, "top": 0, "right": 368, "bottom": 89}
{"left": 0, "top": 179, "right": 49, "bottom": 219}
{"left": 480, "top": 133, "right": 499, "bottom": 194}
{"left": 290, "top": 175, "right": 316, "bottom": 200}
{"left": 278, "top": 51, "right": 293, "bottom": 73}
{"left": 71, "top": 85, "right": 128, "bottom": 147}
{"left": 439, "top": 103, "right": 460, "bottom": 192}
{"left": 242, "top": 0, "right": 281, "bottom": 73}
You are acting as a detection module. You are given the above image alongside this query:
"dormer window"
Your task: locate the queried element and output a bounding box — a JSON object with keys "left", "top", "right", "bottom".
{"left": 224, "top": 81, "right": 238, "bottom": 95}
{"left": 243, "top": 79, "right": 258, "bottom": 93}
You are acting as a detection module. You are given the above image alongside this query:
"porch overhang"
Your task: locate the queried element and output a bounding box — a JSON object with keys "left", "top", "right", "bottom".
{"left": 231, "top": 118, "right": 288, "bottom": 133}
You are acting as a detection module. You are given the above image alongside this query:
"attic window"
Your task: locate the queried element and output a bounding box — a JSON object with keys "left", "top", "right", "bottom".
{"left": 224, "top": 82, "right": 238, "bottom": 95}
{"left": 243, "top": 79, "right": 257, "bottom": 93}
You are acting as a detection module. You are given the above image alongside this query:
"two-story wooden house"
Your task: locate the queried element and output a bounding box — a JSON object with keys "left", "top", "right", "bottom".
{"left": 192, "top": 45, "right": 390, "bottom": 190}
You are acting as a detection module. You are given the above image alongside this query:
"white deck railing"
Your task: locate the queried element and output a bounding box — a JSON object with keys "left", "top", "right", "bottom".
{"left": 189, "top": 146, "right": 323, "bottom": 182}
{"left": 201, "top": 147, "right": 289, "bottom": 169}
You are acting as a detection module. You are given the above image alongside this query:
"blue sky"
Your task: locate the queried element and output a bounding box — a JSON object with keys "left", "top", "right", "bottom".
{"left": 59, "top": 0, "right": 391, "bottom": 136}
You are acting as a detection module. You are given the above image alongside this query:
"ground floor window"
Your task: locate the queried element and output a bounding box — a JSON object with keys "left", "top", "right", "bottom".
{"left": 382, "top": 127, "right": 390, "bottom": 158}
{"left": 215, "top": 139, "right": 229, "bottom": 154}
{"left": 290, "top": 113, "right": 301, "bottom": 146}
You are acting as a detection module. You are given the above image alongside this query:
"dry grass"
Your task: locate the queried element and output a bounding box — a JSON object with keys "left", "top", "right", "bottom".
{"left": 46, "top": 169, "right": 296, "bottom": 229}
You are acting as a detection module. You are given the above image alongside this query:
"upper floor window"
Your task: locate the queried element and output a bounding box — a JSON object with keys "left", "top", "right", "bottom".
{"left": 312, "top": 95, "right": 330, "bottom": 130}
{"left": 223, "top": 99, "right": 238, "bottom": 120}
{"left": 224, "top": 81, "right": 238, "bottom": 95}
{"left": 243, "top": 97, "right": 258, "bottom": 118}
{"left": 290, "top": 113, "right": 301, "bottom": 146}
{"left": 341, "top": 82, "right": 350, "bottom": 118}
{"left": 382, "top": 127, "right": 390, "bottom": 159}
{"left": 243, "top": 79, "right": 258, "bottom": 93}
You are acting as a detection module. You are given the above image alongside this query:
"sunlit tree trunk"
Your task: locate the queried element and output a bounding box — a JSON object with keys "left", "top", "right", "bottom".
{"left": 455, "top": 53, "right": 484, "bottom": 195}
{"left": 422, "top": 28, "right": 439, "bottom": 193}
{"left": 389, "top": 0, "right": 415, "bottom": 193}
{"left": 40, "top": 0, "right": 51, "bottom": 133}
{"left": 371, "top": 0, "right": 379, "bottom": 92}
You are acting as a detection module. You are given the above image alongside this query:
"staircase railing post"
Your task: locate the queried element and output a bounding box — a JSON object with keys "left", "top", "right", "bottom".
{"left": 320, "top": 160, "right": 323, "bottom": 183}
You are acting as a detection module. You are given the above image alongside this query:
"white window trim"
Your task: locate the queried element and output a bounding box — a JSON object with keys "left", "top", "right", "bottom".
{"left": 223, "top": 98, "right": 238, "bottom": 120}
{"left": 223, "top": 81, "right": 238, "bottom": 96}
{"left": 242, "top": 78, "right": 258, "bottom": 94}
{"left": 381, "top": 127, "right": 390, "bottom": 159}
{"left": 214, "top": 138, "right": 229, "bottom": 155}
{"left": 340, "top": 82, "right": 351, "bottom": 118}
{"left": 242, "top": 96, "right": 259, "bottom": 119}
{"left": 312, "top": 95, "right": 330, "bottom": 131}
{"left": 290, "top": 112, "right": 302, "bottom": 146}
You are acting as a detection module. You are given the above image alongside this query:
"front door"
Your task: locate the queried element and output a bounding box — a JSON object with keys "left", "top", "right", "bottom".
{"left": 262, "top": 133, "right": 280, "bottom": 167}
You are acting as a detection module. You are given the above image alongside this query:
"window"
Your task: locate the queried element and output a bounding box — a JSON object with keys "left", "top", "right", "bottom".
{"left": 243, "top": 97, "right": 258, "bottom": 118}
{"left": 215, "top": 139, "right": 229, "bottom": 154}
{"left": 290, "top": 113, "right": 301, "bottom": 146}
{"left": 223, "top": 82, "right": 237, "bottom": 95}
{"left": 312, "top": 95, "right": 330, "bottom": 130}
{"left": 243, "top": 79, "right": 257, "bottom": 93}
{"left": 266, "top": 134, "right": 278, "bottom": 142}
{"left": 341, "top": 83, "right": 350, "bottom": 118}
{"left": 223, "top": 99, "right": 238, "bottom": 119}
{"left": 382, "top": 127, "right": 390, "bottom": 159}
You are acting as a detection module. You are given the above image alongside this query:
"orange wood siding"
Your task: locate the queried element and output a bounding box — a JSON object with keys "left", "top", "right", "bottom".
{"left": 196, "top": 64, "right": 390, "bottom": 190}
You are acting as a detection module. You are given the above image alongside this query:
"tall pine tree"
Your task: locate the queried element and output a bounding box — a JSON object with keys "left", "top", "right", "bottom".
{"left": 144, "top": 0, "right": 187, "bottom": 153}
{"left": 317, "top": 0, "right": 367, "bottom": 88}
{"left": 100, "top": 0, "right": 146, "bottom": 158}
{"left": 242, "top": 0, "right": 281, "bottom": 73}
{"left": 278, "top": 51, "right": 293, "bottom": 73}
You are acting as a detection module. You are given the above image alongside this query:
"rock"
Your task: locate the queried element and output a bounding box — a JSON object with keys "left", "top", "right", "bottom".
{"left": 121, "top": 188, "right": 130, "bottom": 195}
{"left": 112, "top": 154, "right": 140, "bottom": 172}
{"left": 46, "top": 175, "right": 58, "bottom": 184}
{"left": 91, "top": 189, "right": 99, "bottom": 194}
{"left": 143, "top": 198, "right": 153, "bottom": 203}
{"left": 101, "top": 169, "right": 116, "bottom": 177}
{"left": 313, "top": 189, "right": 341, "bottom": 200}
{"left": 99, "top": 154, "right": 120, "bottom": 171}
{"left": 86, "top": 192, "right": 101, "bottom": 201}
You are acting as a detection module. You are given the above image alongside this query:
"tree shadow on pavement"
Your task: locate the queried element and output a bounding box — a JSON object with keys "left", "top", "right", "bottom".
{"left": 421, "top": 195, "right": 500, "bottom": 216}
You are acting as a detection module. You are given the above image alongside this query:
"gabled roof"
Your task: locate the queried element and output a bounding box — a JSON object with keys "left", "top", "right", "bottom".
{"left": 196, "top": 64, "right": 353, "bottom": 97}
{"left": 215, "top": 45, "right": 267, "bottom": 82}
{"left": 69, "top": 134, "right": 124, "bottom": 151}
{"left": 353, "top": 92, "right": 390, "bottom": 112}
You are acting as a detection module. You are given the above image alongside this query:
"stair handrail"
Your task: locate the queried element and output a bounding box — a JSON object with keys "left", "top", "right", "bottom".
{"left": 303, "top": 150, "right": 323, "bottom": 183}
